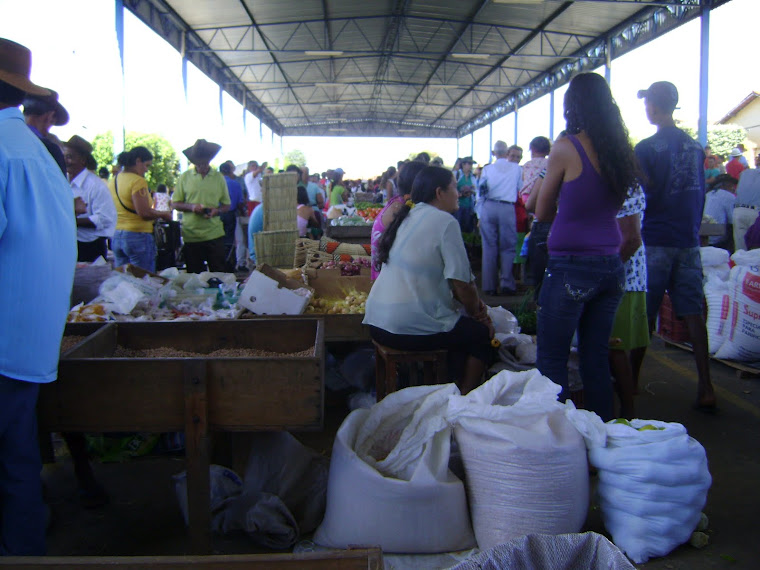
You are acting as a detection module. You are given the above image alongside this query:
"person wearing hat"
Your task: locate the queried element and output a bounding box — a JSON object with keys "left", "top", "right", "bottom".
{"left": 476, "top": 140, "right": 522, "bottom": 296}
{"left": 329, "top": 168, "right": 347, "bottom": 210}
{"left": 0, "top": 37, "right": 77, "bottom": 555}
{"left": 726, "top": 147, "right": 747, "bottom": 180}
{"left": 632, "top": 80, "right": 716, "bottom": 412}
{"left": 454, "top": 156, "right": 476, "bottom": 232}
{"left": 171, "top": 139, "right": 231, "bottom": 273}
{"left": 22, "top": 88, "right": 68, "bottom": 174}
{"left": 64, "top": 135, "right": 117, "bottom": 262}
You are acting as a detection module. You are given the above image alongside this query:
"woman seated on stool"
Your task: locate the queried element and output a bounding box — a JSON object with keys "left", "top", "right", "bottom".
{"left": 363, "top": 166, "right": 495, "bottom": 394}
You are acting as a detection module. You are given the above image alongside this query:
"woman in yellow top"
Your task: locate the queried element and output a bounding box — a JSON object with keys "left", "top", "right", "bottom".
{"left": 109, "top": 146, "right": 172, "bottom": 271}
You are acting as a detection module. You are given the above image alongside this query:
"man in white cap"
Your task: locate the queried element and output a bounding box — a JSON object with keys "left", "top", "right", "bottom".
{"left": 171, "top": 139, "right": 231, "bottom": 273}
{"left": 476, "top": 140, "right": 522, "bottom": 296}
{"left": 0, "top": 37, "right": 77, "bottom": 555}
{"left": 632, "top": 80, "right": 716, "bottom": 412}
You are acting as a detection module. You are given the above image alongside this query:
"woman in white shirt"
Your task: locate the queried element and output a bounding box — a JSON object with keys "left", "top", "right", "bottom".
{"left": 364, "top": 166, "right": 494, "bottom": 393}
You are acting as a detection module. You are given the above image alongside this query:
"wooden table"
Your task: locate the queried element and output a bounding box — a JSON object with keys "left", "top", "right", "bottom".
{"left": 40, "top": 320, "right": 325, "bottom": 554}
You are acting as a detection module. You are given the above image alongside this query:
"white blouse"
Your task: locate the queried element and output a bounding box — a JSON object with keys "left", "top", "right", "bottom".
{"left": 363, "top": 202, "right": 473, "bottom": 334}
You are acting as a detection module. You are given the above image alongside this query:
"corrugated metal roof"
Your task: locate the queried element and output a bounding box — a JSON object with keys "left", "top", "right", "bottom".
{"left": 125, "top": 0, "right": 729, "bottom": 138}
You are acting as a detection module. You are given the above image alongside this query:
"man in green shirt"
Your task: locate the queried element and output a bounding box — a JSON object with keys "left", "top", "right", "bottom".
{"left": 171, "top": 139, "right": 230, "bottom": 273}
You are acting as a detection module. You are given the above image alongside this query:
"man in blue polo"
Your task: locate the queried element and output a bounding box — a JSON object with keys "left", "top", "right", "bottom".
{"left": 631, "top": 81, "right": 716, "bottom": 412}
{"left": 0, "top": 38, "right": 77, "bottom": 555}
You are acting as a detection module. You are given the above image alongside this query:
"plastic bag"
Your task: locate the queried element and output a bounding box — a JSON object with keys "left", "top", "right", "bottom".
{"left": 714, "top": 262, "right": 760, "bottom": 360}
{"left": 487, "top": 306, "right": 520, "bottom": 334}
{"left": 704, "top": 273, "right": 731, "bottom": 354}
{"left": 447, "top": 370, "right": 589, "bottom": 549}
{"left": 173, "top": 465, "right": 243, "bottom": 527}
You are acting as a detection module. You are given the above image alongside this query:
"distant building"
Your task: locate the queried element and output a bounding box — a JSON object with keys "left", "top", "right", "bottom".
{"left": 717, "top": 91, "right": 760, "bottom": 149}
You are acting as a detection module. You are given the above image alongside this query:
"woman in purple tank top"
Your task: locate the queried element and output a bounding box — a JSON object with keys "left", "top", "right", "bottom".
{"left": 535, "top": 73, "right": 640, "bottom": 421}
{"left": 371, "top": 161, "right": 427, "bottom": 280}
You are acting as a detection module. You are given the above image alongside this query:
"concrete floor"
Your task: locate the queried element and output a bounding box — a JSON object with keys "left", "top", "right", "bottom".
{"left": 39, "top": 335, "right": 759, "bottom": 568}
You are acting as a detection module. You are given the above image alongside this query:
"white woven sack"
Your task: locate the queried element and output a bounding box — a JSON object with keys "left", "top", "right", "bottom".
{"left": 579, "top": 418, "right": 711, "bottom": 564}
{"left": 313, "top": 384, "right": 476, "bottom": 553}
{"left": 447, "top": 370, "right": 589, "bottom": 549}
{"left": 700, "top": 246, "right": 729, "bottom": 268}
{"left": 714, "top": 263, "right": 760, "bottom": 360}
{"left": 704, "top": 273, "right": 731, "bottom": 354}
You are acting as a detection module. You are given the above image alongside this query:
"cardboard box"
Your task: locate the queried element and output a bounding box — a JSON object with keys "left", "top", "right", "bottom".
{"left": 239, "top": 264, "right": 313, "bottom": 315}
{"left": 305, "top": 267, "right": 372, "bottom": 300}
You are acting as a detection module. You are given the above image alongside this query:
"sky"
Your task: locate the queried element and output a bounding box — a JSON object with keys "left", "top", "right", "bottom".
{"left": 0, "top": 0, "right": 757, "bottom": 180}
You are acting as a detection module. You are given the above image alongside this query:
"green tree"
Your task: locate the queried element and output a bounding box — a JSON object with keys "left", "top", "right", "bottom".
{"left": 284, "top": 149, "right": 306, "bottom": 168}
{"left": 680, "top": 123, "right": 747, "bottom": 159}
{"left": 91, "top": 130, "right": 180, "bottom": 189}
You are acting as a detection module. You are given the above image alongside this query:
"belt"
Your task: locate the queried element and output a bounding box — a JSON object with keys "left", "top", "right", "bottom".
{"left": 736, "top": 204, "right": 758, "bottom": 210}
{"left": 486, "top": 198, "right": 515, "bottom": 205}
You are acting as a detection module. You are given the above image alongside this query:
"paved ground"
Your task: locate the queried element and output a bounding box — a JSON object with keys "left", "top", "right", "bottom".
{"left": 38, "top": 335, "right": 759, "bottom": 568}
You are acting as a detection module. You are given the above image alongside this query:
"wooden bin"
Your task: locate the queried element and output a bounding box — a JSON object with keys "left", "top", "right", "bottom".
{"left": 255, "top": 229, "right": 299, "bottom": 268}
{"left": 262, "top": 172, "right": 297, "bottom": 231}
{"left": 39, "top": 319, "right": 325, "bottom": 554}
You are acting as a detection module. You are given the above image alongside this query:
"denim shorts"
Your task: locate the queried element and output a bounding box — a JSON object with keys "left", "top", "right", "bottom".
{"left": 111, "top": 230, "right": 156, "bottom": 273}
{"left": 645, "top": 246, "right": 703, "bottom": 319}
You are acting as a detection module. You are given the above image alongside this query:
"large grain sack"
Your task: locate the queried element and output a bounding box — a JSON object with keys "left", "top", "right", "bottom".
{"left": 704, "top": 274, "right": 731, "bottom": 354}
{"left": 447, "top": 370, "right": 589, "bottom": 549}
{"left": 714, "top": 262, "right": 760, "bottom": 361}
{"left": 313, "top": 384, "right": 475, "bottom": 553}
{"left": 567, "top": 411, "right": 711, "bottom": 564}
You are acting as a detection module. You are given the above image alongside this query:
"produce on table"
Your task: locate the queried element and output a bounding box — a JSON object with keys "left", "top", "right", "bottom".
{"left": 306, "top": 287, "right": 368, "bottom": 314}
{"left": 319, "top": 258, "right": 371, "bottom": 276}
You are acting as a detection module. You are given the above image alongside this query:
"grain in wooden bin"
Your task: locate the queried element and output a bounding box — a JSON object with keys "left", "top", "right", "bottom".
{"left": 254, "top": 229, "right": 299, "bottom": 268}
{"left": 262, "top": 172, "right": 298, "bottom": 231}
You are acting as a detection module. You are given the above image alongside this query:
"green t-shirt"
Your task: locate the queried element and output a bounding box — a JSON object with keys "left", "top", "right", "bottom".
{"left": 172, "top": 168, "right": 230, "bottom": 243}
{"left": 457, "top": 173, "right": 475, "bottom": 208}
{"left": 330, "top": 184, "right": 346, "bottom": 207}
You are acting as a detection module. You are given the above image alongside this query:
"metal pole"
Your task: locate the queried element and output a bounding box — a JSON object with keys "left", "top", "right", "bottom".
{"left": 456, "top": 137, "right": 460, "bottom": 159}
{"left": 489, "top": 122, "right": 493, "bottom": 160}
{"left": 698, "top": 1, "right": 711, "bottom": 147}
{"left": 605, "top": 36, "right": 612, "bottom": 84}
{"left": 115, "top": 0, "right": 125, "bottom": 155}
{"left": 219, "top": 85, "right": 224, "bottom": 126}
{"left": 514, "top": 106, "right": 519, "bottom": 146}
{"left": 549, "top": 90, "right": 555, "bottom": 140}
{"left": 470, "top": 133, "right": 474, "bottom": 159}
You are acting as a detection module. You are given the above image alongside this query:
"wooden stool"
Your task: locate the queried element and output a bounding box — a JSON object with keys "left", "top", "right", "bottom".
{"left": 372, "top": 341, "right": 448, "bottom": 401}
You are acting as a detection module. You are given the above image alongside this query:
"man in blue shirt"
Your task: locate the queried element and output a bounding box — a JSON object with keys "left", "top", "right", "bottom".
{"left": 247, "top": 202, "right": 265, "bottom": 265}
{"left": 0, "top": 38, "right": 77, "bottom": 555}
{"left": 219, "top": 160, "right": 244, "bottom": 271}
{"left": 631, "top": 81, "right": 716, "bottom": 412}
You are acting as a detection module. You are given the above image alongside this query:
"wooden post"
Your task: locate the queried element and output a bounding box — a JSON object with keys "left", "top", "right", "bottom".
{"left": 183, "top": 361, "right": 211, "bottom": 554}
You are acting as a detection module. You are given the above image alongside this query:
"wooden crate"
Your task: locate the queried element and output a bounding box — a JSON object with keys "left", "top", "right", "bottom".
{"left": 39, "top": 319, "right": 325, "bottom": 554}
{"left": 254, "top": 229, "right": 299, "bottom": 268}
{"left": 657, "top": 293, "right": 690, "bottom": 343}
{"left": 262, "top": 172, "right": 297, "bottom": 231}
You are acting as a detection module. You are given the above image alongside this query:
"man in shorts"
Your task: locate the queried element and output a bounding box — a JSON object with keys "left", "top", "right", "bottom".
{"left": 631, "top": 81, "right": 716, "bottom": 412}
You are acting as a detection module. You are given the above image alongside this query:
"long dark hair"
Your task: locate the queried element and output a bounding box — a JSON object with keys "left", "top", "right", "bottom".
{"left": 563, "top": 72, "right": 639, "bottom": 203}
{"left": 124, "top": 146, "right": 153, "bottom": 167}
{"left": 374, "top": 165, "right": 453, "bottom": 270}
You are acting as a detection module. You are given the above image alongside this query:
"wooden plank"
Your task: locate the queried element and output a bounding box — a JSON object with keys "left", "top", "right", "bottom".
{"left": 657, "top": 334, "right": 760, "bottom": 378}
{"left": 183, "top": 360, "right": 211, "bottom": 555}
{"left": 0, "top": 548, "right": 384, "bottom": 568}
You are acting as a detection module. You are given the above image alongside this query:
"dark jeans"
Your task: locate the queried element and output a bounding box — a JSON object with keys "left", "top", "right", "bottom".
{"left": 0, "top": 375, "right": 45, "bottom": 555}
{"left": 527, "top": 221, "right": 551, "bottom": 300}
{"left": 220, "top": 211, "right": 237, "bottom": 248}
{"left": 536, "top": 255, "right": 624, "bottom": 422}
{"left": 77, "top": 237, "right": 108, "bottom": 263}
{"left": 455, "top": 205, "right": 475, "bottom": 233}
{"left": 183, "top": 237, "right": 227, "bottom": 274}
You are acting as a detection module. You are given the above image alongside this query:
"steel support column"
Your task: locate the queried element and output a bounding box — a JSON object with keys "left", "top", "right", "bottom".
{"left": 605, "top": 37, "right": 612, "bottom": 84}
{"left": 470, "top": 133, "right": 474, "bottom": 159}
{"left": 489, "top": 123, "right": 493, "bottom": 160}
{"left": 549, "top": 90, "right": 555, "bottom": 141}
{"left": 514, "top": 107, "right": 518, "bottom": 146}
{"left": 115, "top": 0, "right": 125, "bottom": 154}
{"left": 698, "top": 0, "right": 711, "bottom": 147}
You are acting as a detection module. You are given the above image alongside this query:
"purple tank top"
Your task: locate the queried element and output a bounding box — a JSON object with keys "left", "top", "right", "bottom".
{"left": 547, "top": 135, "right": 622, "bottom": 256}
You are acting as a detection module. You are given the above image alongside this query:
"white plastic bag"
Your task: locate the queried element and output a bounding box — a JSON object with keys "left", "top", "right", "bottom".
{"left": 704, "top": 274, "right": 731, "bottom": 354}
{"left": 714, "top": 263, "right": 760, "bottom": 360}
{"left": 488, "top": 306, "right": 519, "bottom": 334}
{"left": 447, "top": 370, "right": 589, "bottom": 549}
{"left": 314, "top": 384, "right": 476, "bottom": 553}
{"left": 565, "top": 412, "right": 711, "bottom": 564}
{"left": 700, "top": 246, "right": 729, "bottom": 268}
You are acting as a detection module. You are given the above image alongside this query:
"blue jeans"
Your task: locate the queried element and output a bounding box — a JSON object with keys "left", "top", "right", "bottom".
{"left": 0, "top": 375, "right": 45, "bottom": 555}
{"left": 536, "top": 255, "right": 625, "bottom": 421}
{"left": 112, "top": 230, "right": 157, "bottom": 273}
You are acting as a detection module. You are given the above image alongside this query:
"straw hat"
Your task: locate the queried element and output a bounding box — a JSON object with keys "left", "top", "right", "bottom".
{"left": 0, "top": 38, "right": 49, "bottom": 96}
{"left": 183, "top": 139, "right": 221, "bottom": 164}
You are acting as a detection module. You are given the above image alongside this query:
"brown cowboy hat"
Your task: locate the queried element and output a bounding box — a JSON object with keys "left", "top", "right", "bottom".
{"left": 183, "top": 139, "right": 221, "bottom": 164}
{"left": 64, "top": 135, "right": 93, "bottom": 157}
{"left": 0, "top": 38, "right": 49, "bottom": 96}
{"left": 22, "top": 89, "right": 69, "bottom": 126}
